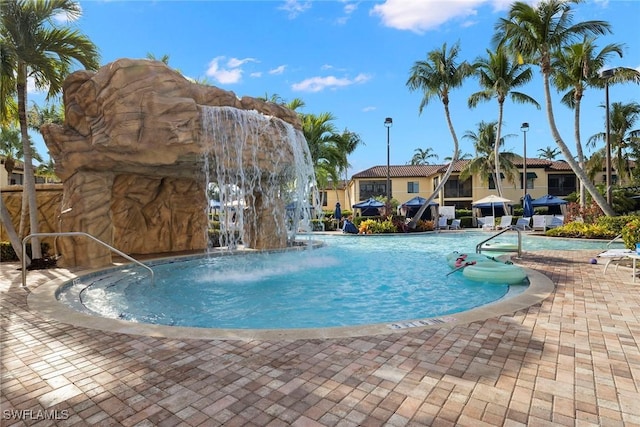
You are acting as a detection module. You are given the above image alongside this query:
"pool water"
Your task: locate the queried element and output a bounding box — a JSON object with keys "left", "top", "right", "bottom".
{"left": 59, "top": 232, "right": 621, "bottom": 330}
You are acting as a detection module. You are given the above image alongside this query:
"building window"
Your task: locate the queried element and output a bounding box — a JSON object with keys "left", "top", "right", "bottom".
{"left": 520, "top": 172, "right": 537, "bottom": 190}
{"left": 488, "top": 173, "right": 505, "bottom": 190}
{"left": 319, "top": 191, "right": 328, "bottom": 206}
{"left": 548, "top": 174, "right": 577, "bottom": 196}
{"left": 407, "top": 181, "right": 419, "bottom": 193}
{"left": 443, "top": 177, "right": 472, "bottom": 198}
{"left": 433, "top": 177, "right": 439, "bottom": 191}
{"left": 359, "top": 180, "right": 387, "bottom": 200}
{"left": 602, "top": 174, "right": 619, "bottom": 185}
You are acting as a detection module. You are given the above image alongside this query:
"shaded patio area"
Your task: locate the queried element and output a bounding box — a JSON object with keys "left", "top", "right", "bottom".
{"left": 1, "top": 249, "right": 639, "bottom": 426}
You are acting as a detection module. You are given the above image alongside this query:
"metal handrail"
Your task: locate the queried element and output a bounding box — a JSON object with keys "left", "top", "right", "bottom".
{"left": 476, "top": 226, "right": 522, "bottom": 258}
{"left": 607, "top": 233, "right": 623, "bottom": 248}
{"left": 22, "top": 232, "right": 154, "bottom": 288}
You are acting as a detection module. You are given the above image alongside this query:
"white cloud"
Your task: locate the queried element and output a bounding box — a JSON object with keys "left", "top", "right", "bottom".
{"left": 279, "top": 0, "right": 312, "bottom": 19}
{"left": 362, "top": 106, "right": 377, "bottom": 112}
{"left": 269, "top": 65, "right": 287, "bottom": 75}
{"left": 205, "top": 56, "right": 257, "bottom": 84}
{"left": 27, "top": 76, "right": 46, "bottom": 95}
{"left": 292, "top": 73, "right": 372, "bottom": 93}
{"left": 250, "top": 72, "right": 262, "bottom": 78}
{"left": 370, "top": 0, "right": 491, "bottom": 34}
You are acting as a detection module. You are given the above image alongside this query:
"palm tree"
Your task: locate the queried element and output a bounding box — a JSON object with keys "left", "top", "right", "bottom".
{"left": 494, "top": 0, "right": 615, "bottom": 215}
{"left": 537, "top": 146, "right": 561, "bottom": 160}
{"left": 409, "top": 147, "right": 438, "bottom": 165}
{"left": 405, "top": 41, "right": 472, "bottom": 227}
{"left": 588, "top": 101, "right": 640, "bottom": 185}
{"left": 468, "top": 46, "right": 540, "bottom": 205}
{"left": 334, "top": 129, "right": 363, "bottom": 208}
{"left": 460, "top": 121, "right": 519, "bottom": 187}
{"left": 0, "top": 0, "right": 100, "bottom": 263}
{"left": 552, "top": 36, "right": 626, "bottom": 206}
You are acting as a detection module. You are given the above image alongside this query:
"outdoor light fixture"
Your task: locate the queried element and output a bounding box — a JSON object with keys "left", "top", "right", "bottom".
{"left": 384, "top": 117, "right": 393, "bottom": 213}
{"left": 600, "top": 68, "right": 615, "bottom": 206}
{"left": 521, "top": 122, "right": 529, "bottom": 202}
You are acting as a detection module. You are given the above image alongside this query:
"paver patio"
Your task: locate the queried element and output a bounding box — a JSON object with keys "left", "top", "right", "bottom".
{"left": 1, "top": 248, "right": 639, "bottom": 426}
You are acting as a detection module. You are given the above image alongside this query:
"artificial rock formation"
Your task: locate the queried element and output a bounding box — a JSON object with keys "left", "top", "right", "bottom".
{"left": 42, "top": 58, "right": 304, "bottom": 268}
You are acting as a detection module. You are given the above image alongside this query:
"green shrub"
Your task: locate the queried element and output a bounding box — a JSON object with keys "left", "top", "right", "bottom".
{"left": 621, "top": 217, "right": 640, "bottom": 250}
{"left": 545, "top": 222, "right": 617, "bottom": 240}
{"left": 0, "top": 242, "right": 51, "bottom": 262}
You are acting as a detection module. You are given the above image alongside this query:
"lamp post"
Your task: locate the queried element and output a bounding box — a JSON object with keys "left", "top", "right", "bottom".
{"left": 600, "top": 68, "right": 615, "bottom": 206}
{"left": 384, "top": 117, "right": 393, "bottom": 214}
{"left": 521, "top": 122, "right": 529, "bottom": 203}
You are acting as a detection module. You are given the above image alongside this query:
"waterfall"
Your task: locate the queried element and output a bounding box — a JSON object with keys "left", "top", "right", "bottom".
{"left": 201, "top": 106, "right": 320, "bottom": 250}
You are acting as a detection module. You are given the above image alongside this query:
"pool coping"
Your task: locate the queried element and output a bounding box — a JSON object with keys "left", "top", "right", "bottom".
{"left": 27, "top": 257, "right": 555, "bottom": 341}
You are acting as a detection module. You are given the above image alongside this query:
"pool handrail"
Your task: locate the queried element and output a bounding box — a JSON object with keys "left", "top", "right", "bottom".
{"left": 476, "top": 226, "right": 522, "bottom": 258}
{"left": 21, "top": 232, "right": 154, "bottom": 288}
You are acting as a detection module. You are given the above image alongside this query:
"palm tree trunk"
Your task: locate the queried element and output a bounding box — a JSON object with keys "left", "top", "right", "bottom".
{"left": 0, "top": 195, "right": 29, "bottom": 264}
{"left": 494, "top": 102, "right": 507, "bottom": 212}
{"left": 542, "top": 71, "right": 615, "bottom": 215}
{"left": 408, "top": 103, "right": 459, "bottom": 228}
{"left": 17, "top": 61, "right": 43, "bottom": 260}
{"left": 574, "top": 99, "right": 586, "bottom": 208}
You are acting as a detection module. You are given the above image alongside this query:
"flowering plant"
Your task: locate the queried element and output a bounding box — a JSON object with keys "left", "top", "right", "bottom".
{"left": 621, "top": 218, "right": 640, "bottom": 250}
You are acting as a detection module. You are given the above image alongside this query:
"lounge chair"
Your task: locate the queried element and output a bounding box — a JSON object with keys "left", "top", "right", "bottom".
{"left": 532, "top": 215, "right": 546, "bottom": 231}
{"left": 598, "top": 248, "right": 634, "bottom": 275}
{"left": 496, "top": 215, "right": 513, "bottom": 230}
{"left": 438, "top": 216, "right": 449, "bottom": 230}
{"left": 450, "top": 219, "right": 461, "bottom": 230}
{"left": 479, "top": 216, "right": 495, "bottom": 230}
{"left": 547, "top": 216, "right": 564, "bottom": 229}
{"left": 515, "top": 217, "right": 532, "bottom": 231}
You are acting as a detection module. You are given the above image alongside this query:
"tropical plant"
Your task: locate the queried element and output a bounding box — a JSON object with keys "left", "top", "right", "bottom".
{"left": 620, "top": 217, "right": 640, "bottom": 250}
{"left": 587, "top": 101, "right": 640, "bottom": 185}
{"left": 537, "top": 146, "right": 561, "bottom": 160}
{"left": 551, "top": 36, "right": 632, "bottom": 206}
{"left": 468, "top": 45, "right": 539, "bottom": 202}
{"left": 460, "top": 121, "right": 519, "bottom": 189}
{"left": 0, "top": 0, "right": 100, "bottom": 263}
{"left": 494, "top": 0, "right": 615, "bottom": 215}
{"left": 409, "top": 147, "right": 438, "bottom": 165}
{"left": 406, "top": 41, "right": 472, "bottom": 228}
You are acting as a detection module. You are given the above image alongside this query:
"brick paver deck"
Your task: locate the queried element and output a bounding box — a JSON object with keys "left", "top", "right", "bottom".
{"left": 1, "top": 249, "right": 639, "bottom": 426}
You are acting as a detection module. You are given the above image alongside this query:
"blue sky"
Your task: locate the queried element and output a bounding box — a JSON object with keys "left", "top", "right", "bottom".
{"left": 29, "top": 0, "right": 640, "bottom": 175}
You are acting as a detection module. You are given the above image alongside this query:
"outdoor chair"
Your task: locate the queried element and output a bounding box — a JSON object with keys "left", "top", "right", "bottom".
{"left": 496, "top": 215, "right": 513, "bottom": 230}
{"left": 479, "top": 216, "right": 495, "bottom": 230}
{"left": 438, "top": 216, "right": 449, "bottom": 230}
{"left": 598, "top": 248, "right": 634, "bottom": 275}
{"left": 450, "top": 219, "right": 461, "bottom": 230}
{"left": 515, "top": 217, "right": 532, "bottom": 231}
{"left": 547, "top": 216, "right": 564, "bottom": 229}
{"left": 532, "top": 215, "right": 546, "bottom": 231}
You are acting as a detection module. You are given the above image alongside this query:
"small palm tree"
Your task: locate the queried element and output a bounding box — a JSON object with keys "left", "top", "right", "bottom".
{"left": 406, "top": 41, "right": 472, "bottom": 227}
{"left": 588, "top": 101, "right": 640, "bottom": 185}
{"left": 460, "top": 121, "right": 519, "bottom": 189}
{"left": 0, "top": 0, "right": 100, "bottom": 262}
{"left": 409, "top": 147, "right": 438, "bottom": 165}
{"left": 537, "top": 146, "right": 561, "bottom": 160}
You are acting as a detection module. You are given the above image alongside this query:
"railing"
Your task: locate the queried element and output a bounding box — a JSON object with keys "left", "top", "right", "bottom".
{"left": 476, "top": 226, "right": 522, "bottom": 258}
{"left": 21, "top": 232, "right": 154, "bottom": 288}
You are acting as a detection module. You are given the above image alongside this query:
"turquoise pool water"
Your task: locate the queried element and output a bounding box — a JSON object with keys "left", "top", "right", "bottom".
{"left": 58, "top": 232, "right": 621, "bottom": 330}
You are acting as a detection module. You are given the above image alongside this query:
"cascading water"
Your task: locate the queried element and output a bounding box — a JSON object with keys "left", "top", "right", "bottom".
{"left": 201, "top": 106, "right": 320, "bottom": 250}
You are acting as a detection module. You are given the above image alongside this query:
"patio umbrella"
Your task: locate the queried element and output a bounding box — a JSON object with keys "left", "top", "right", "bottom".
{"left": 352, "top": 197, "right": 384, "bottom": 216}
{"left": 401, "top": 196, "right": 438, "bottom": 220}
{"left": 472, "top": 195, "right": 512, "bottom": 218}
{"left": 523, "top": 193, "right": 534, "bottom": 218}
{"left": 334, "top": 202, "right": 342, "bottom": 221}
{"left": 531, "top": 194, "right": 568, "bottom": 215}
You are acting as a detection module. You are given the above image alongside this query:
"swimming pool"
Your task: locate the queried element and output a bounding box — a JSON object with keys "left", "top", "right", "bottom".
{"left": 56, "top": 231, "right": 620, "bottom": 331}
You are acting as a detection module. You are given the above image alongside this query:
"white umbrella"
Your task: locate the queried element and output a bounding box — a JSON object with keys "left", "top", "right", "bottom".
{"left": 472, "top": 195, "right": 512, "bottom": 218}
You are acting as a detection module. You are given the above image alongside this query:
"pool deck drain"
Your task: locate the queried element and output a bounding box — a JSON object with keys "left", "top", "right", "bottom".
{"left": 2, "top": 248, "right": 640, "bottom": 425}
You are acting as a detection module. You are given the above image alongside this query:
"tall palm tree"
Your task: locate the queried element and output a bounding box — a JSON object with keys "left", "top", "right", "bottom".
{"left": 334, "top": 129, "right": 363, "bottom": 208}
{"left": 409, "top": 147, "right": 438, "bottom": 165}
{"left": 460, "top": 121, "right": 519, "bottom": 187}
{"left": 494, "top": 0, "right": 615, "bottom": 215}
{"left": 468, "top": 46, "right": 539, "bottom": 206}
{"left": 0, "top": 0, "right": 99, "bottom": 263}
{"left": 588, "top": 101, "right": 640, "bottom": 185}
{"left": 405, "top": 41, "right": 472, "bottom": 228}
{"left": 552, "top": 36, "right": 625, "bottom": 206}
{"left": 537, "top": 146, "right": 561, "bottom": 160}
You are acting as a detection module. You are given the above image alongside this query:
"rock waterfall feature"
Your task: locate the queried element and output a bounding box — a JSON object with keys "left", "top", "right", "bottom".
{"left": 42, "top": 58, "right": 317, "bottom": 268}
